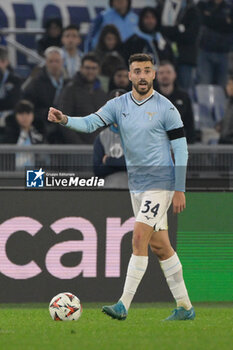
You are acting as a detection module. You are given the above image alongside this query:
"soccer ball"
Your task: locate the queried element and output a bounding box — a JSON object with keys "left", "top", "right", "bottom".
{"left": 49, "top": 292, "right": 82, "bottom": 321}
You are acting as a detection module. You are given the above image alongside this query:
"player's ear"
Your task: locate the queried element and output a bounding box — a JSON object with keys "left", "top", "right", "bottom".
{"left": 128, "top": 70, "right": 132, "bottom": 82}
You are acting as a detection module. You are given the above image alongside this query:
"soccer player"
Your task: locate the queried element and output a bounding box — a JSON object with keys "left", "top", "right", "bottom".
{"left": 48, "top": 53, "right": 195, "bottom": 321}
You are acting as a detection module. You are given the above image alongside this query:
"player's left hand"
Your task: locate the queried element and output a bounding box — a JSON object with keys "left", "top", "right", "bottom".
{"left": 172, "top": 191, "right": 186, "bottom": 214}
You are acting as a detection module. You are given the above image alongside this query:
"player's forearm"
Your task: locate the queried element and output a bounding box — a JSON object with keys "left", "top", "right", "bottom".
{"left": 61, "top": 114, "right": 105, "bottom": 133}
{"left": 171, "top": 138, "right": 188, "bottom": 192}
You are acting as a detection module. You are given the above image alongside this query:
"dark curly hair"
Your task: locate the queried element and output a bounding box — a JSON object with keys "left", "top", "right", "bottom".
{"left": 97, "top": 25, "right": 122, "bottom": 52}
{"left": 139, "top": 7, "right": 161, "bottom": 34}
{"left": 109, "top": 0, "right": 131, "bottom": 12}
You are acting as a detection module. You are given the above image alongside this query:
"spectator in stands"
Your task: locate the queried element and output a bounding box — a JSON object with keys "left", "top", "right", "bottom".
{"left": 93, "top": 89, "right": 127, "bottom": 188}
{"left": 58, "top": 53, "right": 108, "bottom": 144}
{"left": 95, "top": 25, "right": 125, "bottom": 90}
{"left": 95, "top": 25, "right": 125, "bottom": 74}
{"left": 62, "top": 25, "right": 83, "bottom": 78}
{"left": 0, "top": 46, "right": 21, "bottom": 133}
{"left": 4, "top": 100, "right": 44, "bottom": 169}
{"left": 219, "top": 76, "right": 233, "bottom": 143}
{"left": 4, "top": 100, "right": 44, "bottom": 144}
{"left": 156, "top": 61, "right": 195, "bottom": 143}
{"left": 95, "top": 25, "right": 123, "bottom": 60}
{"left": 108, "top": 66, "right": 131, "bottom": 92}
{"left": 197, "top": 0, "right": 233, "bottom": 87}
{"left": 22, "top": 47, "right": 69, "bottom": 142}
{"left": 122, "top": 7, "right": 174, "bottom": 66}
{"left": 85, "top": 0, "right": 138, "bottom": 51}
{"left": 37, "top": 18, "right": 63, "bottom": 56}
{"left": 160, "top": 0, "right": 201, "bottom": 90}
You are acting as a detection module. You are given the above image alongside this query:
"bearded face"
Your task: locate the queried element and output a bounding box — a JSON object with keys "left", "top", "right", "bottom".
{"left": 129, "top": 61, "right": 155, "bottom": 96}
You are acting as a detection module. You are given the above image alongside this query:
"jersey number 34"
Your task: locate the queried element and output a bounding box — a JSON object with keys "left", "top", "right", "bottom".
{"left": 141, "top": 200, "right": 160, "bottom": 217}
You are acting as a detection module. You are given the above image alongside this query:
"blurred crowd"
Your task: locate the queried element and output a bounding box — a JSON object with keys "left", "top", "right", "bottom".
{"left": 1, "top": 0, "right": 233, "bottom": 164}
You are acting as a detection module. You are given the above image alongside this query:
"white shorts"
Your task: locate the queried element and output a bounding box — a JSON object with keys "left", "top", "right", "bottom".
{"left": 130, "top": 190, "right": 174, "bottom": 231}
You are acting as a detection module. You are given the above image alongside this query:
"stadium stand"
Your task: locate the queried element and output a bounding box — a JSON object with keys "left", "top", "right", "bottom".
{"left": 61, "top": 24, "right": 83, "bottom": 78}
{"left": 85, "top": 0, "right": 139, "bottom": 51}
{"left": 197, "top": 0, "right": 233, "bottom": 88}
{"left": 4, "top": 100, "right": 45, "bottom": 170}
{"left": 159, "top": 0, "right": 201, "bottom": 90}
{"left": 21, "top": 46, "right": 70, "bottom": 143}
{"left": 122, "top": 7, "right": 174, "bottom": 66}
{"left": 94, "top": 24, "right": 125, "bottom": 91}
{"left": 156, "top": 61, "right": 196, "bottom": 144}
{"left": 37, "top": 18, "right": 63, "bottom": 56}
{"left": 58, "top": 53, "right": 108, "bottom": 144}
{"left": 196, "top": 84, "right": 226, "bottom": 124}
{"left": 0, "top": 0, "right": 232, "bottom": 187}
{"left": 0, "top": 46, "right": 22, "bottom": 143}
{"left": 219, "top": 75, "right": 233, "bottom": 144}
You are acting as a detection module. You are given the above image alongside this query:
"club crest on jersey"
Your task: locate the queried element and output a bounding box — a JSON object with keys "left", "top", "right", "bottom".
{"left": 146, "top": 112, "right": 156, "bottom": 120}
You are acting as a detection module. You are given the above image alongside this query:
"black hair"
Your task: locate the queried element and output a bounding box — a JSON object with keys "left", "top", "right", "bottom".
{"left": 113, "top": 65, "right": 128, "bottom": 74}
{"left": 15, "top": 100, "right": 34, "bottom": 114}
{"left": 81, "top": 53, "right": 100, "bottom": 66}
{"left": 97, "top": 25, "right": 122, "bottom": 51}
{"left": 109, "top": 0, "right": 131, "bottom": 12}
{"left": 158, "top": 60, "right": 176, "bottom": 69}
{"left": 44, "top": 18, "right": 63, "bottom": 31}
{"left": 108, "top": 66, "right": 131, "bottom": 91}
{"left": 139, "top": 7, "right": 160, "bottom": 33}
{"left": 62, "top": 24, "right": 80, "bottom": 35}
{"left": 128, "top": 53, "right": 154, "bottom": 66}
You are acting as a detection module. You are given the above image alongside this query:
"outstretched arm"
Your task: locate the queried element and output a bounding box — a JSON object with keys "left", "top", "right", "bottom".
{"left": 48, "top": 100, "right": 116, "bottom": 133}
{"left": 48, "top": 107, "right": 106, "bottom": 133}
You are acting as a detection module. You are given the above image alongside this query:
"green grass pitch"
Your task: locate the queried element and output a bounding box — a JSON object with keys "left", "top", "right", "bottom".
{"left": 0, "top": 303, "right": 232, "bottom": 350}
